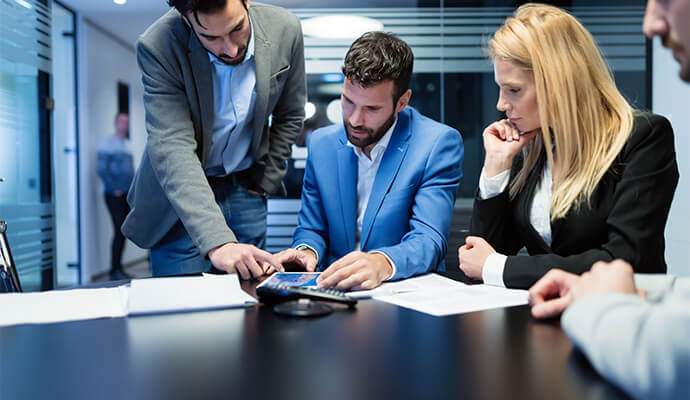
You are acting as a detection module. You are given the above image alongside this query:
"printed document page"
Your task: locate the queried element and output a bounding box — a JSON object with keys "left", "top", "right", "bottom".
{"left": 127, "top": 274, "right": 257, "bottom": 315}
{"left": 347, "top": 273, "right": 463, "bottom": 299}
{"left": 0, "top": 274, "right": 257, "bottom": 326}
{"left": 0, "top": 286, "right": 127, "bottom": 327}
{"left": 370, "top": 273, "right": 528, "bottom": 316}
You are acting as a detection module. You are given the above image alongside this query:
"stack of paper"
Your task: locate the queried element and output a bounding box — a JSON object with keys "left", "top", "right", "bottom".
{"left": 0, "top": 286, "right": 128, "bottom": 326}
{"left": 347, "top": 273, "right": 461, "bottom": 299}
{"left": 356, "top": 273, "right": 529, "bottom": 317}
{"left": 128, "top": 274, "right": 257, "bottom": 315}
{"left": 0, "top": 274, "right": 256, "bottom": 327}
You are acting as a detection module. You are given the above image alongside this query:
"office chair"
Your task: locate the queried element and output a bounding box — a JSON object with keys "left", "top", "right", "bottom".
{"left": 0, "top": 220, "right": 22, "bottom": 293}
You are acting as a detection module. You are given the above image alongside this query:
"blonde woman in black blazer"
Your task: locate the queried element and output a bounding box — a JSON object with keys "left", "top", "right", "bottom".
{"left": 458, "top": 4, "right": 679, "bottom": 289}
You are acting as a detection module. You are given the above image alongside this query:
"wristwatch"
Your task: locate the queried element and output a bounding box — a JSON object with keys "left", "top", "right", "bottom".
{"left": 295, "top": 244, "right": 318, "bottom": 263}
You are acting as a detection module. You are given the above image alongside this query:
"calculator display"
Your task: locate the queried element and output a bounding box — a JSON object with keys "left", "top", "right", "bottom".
{"left": 258, "top": 272, "right": 320, "bottom": 288}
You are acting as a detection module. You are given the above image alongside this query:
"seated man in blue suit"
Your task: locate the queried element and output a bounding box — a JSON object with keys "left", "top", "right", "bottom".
{"left": 273, "top": 32, "right": 464, "bottom": 290}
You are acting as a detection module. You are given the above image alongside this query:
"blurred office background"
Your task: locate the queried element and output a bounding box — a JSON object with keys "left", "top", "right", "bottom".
{"left": 0, "top": 0, "right": 687, "bottom": 290}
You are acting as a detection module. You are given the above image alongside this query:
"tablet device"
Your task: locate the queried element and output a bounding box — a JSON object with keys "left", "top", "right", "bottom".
{"left": 257, "top": 272, "right": 321, "bottom": 288}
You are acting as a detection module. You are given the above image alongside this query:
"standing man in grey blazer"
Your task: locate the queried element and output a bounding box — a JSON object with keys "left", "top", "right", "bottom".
{"left": 122, "top": 0, "right": 305, "bottom": 278}
{"left": 528, "top": 4, "right": 690, "bottom": 399}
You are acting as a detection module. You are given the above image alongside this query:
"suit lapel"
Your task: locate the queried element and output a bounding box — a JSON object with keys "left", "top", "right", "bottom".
{"left": 337, "top": 131, "right": 357, "bottom": 250}
{"left": 360, "top": 114, "right": 411, "bottom": 249}
{"left": 250, "top": 9, "right": 270, "bottom": 156}
{"left": 188, "top": 31, "right": 214, "bottom": 163}
{"left": 550, "top": 215, "right": 566, "bottom": 246}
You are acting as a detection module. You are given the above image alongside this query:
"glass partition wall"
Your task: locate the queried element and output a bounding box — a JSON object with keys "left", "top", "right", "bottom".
{"left": 265, "top": 0, "right": 648, "bottom": 254}
{"left": 0, "top": 0, "right": 56, "bottom": 291}
{"left": 283, "top": 1, "right": 649, "bottom": 199}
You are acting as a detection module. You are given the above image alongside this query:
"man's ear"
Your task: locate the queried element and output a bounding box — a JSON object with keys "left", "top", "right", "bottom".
{"left": 396, "top": 89, "right": 412, "bottom": 113}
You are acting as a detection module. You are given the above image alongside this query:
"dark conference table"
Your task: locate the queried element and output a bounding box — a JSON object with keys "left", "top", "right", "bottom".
{"left": 0, "top": 272, "right": 629, "bottom": 400}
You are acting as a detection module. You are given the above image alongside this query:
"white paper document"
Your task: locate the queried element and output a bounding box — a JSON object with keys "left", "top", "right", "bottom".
{"left": 128, "top": 274, "right": 257, "bottom": 315}
{"left": 347, "top": 273, "right": 463, "bottom": 299}
{"left": 0, "top": 274, "right": 256, "bottom": 327}
{"left": 370, "top": 273, "right": 529, "bottom": 316}
{"left": 0, "top": 286, "right": 128, "bottom": 327}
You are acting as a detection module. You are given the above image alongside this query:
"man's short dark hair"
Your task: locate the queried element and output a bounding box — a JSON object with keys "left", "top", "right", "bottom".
{"left": 168, "top": 0, "right": 247, "bottom": 27}
{"left": 342, "top": 31, "right": 414, "bottom": 103}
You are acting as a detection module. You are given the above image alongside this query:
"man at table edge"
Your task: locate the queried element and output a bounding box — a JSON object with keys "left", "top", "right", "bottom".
{"left": 528, "top": 3, "right": 690, "bottom": 399}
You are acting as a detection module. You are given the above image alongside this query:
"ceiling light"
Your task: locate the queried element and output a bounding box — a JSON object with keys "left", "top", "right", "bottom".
{"left": 304, "top": 102, "right": 316, "bottom": 120}
{"left": 301, "top": 16, "right": 383, "bottom": 40}
{"left": 14, "top": 0, "right": 32, "bottom": 8}
{"left": 326, "top": 99, "right": 342, "bottom": 124}
{"left": 113, "top": 0, "right": 127, "bottom": 5}
{"left": 322, "top": 74, "right": 343, "bottom": 83}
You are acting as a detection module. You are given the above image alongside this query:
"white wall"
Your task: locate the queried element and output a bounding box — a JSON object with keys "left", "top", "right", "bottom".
{"left": 654, "top": 39, "right": 690, "bottom": 277}
{"left": 77, "top": 18, "right": 148, "bottom": 282}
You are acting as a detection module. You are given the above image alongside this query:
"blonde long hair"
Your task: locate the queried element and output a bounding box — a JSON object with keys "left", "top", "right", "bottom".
{"left": 489, "top": 3, "right": 634, "bottom": 220}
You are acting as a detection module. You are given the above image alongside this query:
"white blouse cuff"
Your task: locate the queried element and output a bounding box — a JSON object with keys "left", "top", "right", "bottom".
{"left": 482, "top": 252, "right": 507, "bottom": 287}
{"left": 478, "top": 168, "right": 510, "bottom": 199}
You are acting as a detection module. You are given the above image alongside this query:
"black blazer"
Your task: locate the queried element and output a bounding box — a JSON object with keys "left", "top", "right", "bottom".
{"left": 470, "top": 112, "right": 679, "bottom": 289}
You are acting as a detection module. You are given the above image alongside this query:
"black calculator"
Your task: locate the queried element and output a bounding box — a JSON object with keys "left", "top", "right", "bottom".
{"left": 256, "top": 283, "right": 357, "bottom": 308}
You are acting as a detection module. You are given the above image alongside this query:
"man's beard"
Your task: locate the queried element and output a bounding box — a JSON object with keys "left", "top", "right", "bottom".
{"left": 344, "top": 109, "right": 397, "bottom": 150}
{"left": 679, "top": 60, "right": 690, "bottom": 83}
{"left": 216, "top": 44, "right": 248, "bottom": 66}
{"left": 662, "top": 35, "right": 690, "bottom": 82}
{"left": 186, "top": 13, "right": 250, "bottom": 67}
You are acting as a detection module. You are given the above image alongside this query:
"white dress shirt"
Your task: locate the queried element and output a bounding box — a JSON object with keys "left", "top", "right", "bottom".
{"left": 478, "top": 162, "right": 553, "bottom": 287}
{"left": 345, "top": 119, "right": 398, "bottom": 280}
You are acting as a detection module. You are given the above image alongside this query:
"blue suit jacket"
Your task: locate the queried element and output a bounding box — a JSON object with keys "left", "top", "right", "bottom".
{"left": 293, "top": 107, "right": 464, "bottom": 280}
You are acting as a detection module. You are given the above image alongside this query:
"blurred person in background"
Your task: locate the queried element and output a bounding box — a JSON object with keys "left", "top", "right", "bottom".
{"left": 97, "top": 112, "right": 134, "bottom": 280}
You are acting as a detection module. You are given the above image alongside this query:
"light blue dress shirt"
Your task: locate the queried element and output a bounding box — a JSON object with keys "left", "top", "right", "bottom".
{"left": 97, "top": 136, "right": 134, "bottom": 194}
{"left": 204, "top": 18, "right": 257, "bottom": 177}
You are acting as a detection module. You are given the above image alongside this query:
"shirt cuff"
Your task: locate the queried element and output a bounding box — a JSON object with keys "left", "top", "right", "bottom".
{"left": 562, "top": 293, "right": 646, "bottom": 348}
{"left": 482, "top": 252, "right": 507, "bottom": 287}
{"left": 479, "top": 168, "right": 510, "bottom": 199}
{"left": 633, "top": 274, "right": 677, "bottom": 303}
{"left": 294, "top": 243, "right": 319, "bottom": 265}
{"left": 369, "top": 251, "right": 397, "bottom": 281}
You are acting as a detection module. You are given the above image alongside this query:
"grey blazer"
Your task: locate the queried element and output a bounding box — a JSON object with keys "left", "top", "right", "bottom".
{"left": 562, "top": 274, "right": 690, "bottom": 399}
{"left": 122, "top": 4, "right": 306, "bottom": 256}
